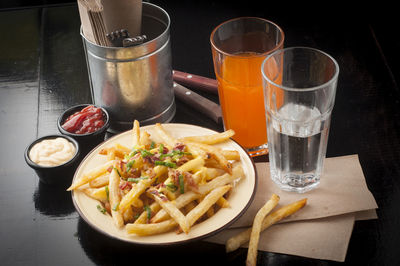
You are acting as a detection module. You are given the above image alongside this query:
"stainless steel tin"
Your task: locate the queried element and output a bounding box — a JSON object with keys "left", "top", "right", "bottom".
{"left": 81, "top": 2, "right": 175, "bottom": 132}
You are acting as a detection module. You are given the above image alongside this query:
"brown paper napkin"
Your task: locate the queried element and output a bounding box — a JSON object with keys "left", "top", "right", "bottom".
{"left": 204, "top": 154, "right": 378, "bottom": 262}
{"left": 232, "top": 154, "right": 378, "bottom": 227}
{"left": 206, "top": 213, "right": 356, "bottom": 262}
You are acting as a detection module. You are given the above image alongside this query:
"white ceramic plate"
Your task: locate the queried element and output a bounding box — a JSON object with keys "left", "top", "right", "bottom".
{"left": 72, "top": 123, "right": 257, "bottom": 245}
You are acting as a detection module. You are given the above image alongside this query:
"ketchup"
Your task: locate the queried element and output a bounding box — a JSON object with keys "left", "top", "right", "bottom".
{"left": 62, "top": 105, "right": 105, "bottom": 134}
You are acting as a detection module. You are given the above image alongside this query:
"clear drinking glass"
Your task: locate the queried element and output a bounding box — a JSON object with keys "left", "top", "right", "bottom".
{"left": 210, "top": 17, "right": 284, "bottom": 156}
{"left": 261, "top": 47, "right": 339, "bottom": 193}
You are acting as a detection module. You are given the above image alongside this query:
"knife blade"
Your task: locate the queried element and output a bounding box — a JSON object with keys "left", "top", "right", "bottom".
{"left": 173, "top": 82, "right": 222, "bottom": 124}
{"left": 173, "top": 70, "right": 218, "bottom": 95}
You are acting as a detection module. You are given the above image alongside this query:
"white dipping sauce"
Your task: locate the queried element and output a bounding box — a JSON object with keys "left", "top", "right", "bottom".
{"left": 29, "top": 137, "right": 76, "bottom": 166}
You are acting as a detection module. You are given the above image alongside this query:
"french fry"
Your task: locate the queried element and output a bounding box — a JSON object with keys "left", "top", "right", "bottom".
{"left": 130, "top": 197, "right": 144, "bottom": 209}
{"left": 151, "top": 192, "right": 190, "bottom": 234}
{"left": 186, "top": 185, "right": 232, "bottom": 228}
{"left": 246, "top": 194, "right": 280, "bottom": 266}
{"left": 140, "top": 130, "right": 152, "bottom": 147}
{"left": 221, "top": 150, "right": 240, "bottom": 161}
{"left": 118, "top": 165, "right": 168, "bottom": 212}
{"left": 198, "top": 164, "right": 244, "bottom": 195}
{"left": 155, "top": 123, "right": 177, "bottom": 147}
{"left": 177, "top": 156, "right": 204, "bottom": 173}
{"left": 67, "top": 160, "right": 114, "bottom": 191}
{"left": 216, "top": 196, "right": 230, "bottom": 208}
{"left": 225, "top": 198, "right": 307, "bottom": 253}
{"left": 179, "top": 129, "right": 235, "bottom": 144}
{"left": 206, "top": 204, "right": 215, "bottom": 218}
{"left": 89, "top": 173, "right": 109, "bottom": 188}
{"left": 72, "top": 121, "right": 248, "bottom": 237}
{"left": 188, "top": 142, "right": 232, "bottom": 174}
{"left": 83, "top": 187, "right": 108, "bottom": 202}
{"left": 114, "top": 143, "right": 130, "bottom": 154}
{"left": 123, "top": 206, "right": 135, "bottom": 224}
{"left": 204, "top": 167, "right": 226, "bottom": 181}
{"left": 159, "top": 156, "right": 205, "bottom": 199}
{"left": 185, "top": 142, "right": 207, "bottom": 158}
{"left": 151, "top": 165, "right": 243, "bottom": 223}
{"left": 99, "top": 145, "right": 129, "bottom": 159}
{"left": 109, "top": 167, "right": 124, "bottom": 228}
{"left": 132, "top": 120, "right": 140, "bottom": 147}
{"left": 126, "top": 219, "right": 178, "bottom": 236}
{"left": 155, "top": 123, "right": 206, "bottom": 158}
{"left": 150, "top": 191, "right": 200, "bottom": 223}
{"left": 106, "top": 147, "right": 116, "bottom": 160}
{"left": 134, "top": 202, "right": 161, "bottom": 224}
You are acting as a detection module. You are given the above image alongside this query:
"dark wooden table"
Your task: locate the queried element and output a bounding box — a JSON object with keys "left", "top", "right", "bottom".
{"left": 1, "top": 1, "right": 399, "bottom": 265}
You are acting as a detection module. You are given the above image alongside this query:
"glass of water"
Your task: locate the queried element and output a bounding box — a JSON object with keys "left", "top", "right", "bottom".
{"left": 261, "top": 47, "right": 339, "bottom": 193}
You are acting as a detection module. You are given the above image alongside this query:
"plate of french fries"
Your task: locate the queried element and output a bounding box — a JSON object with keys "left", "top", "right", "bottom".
{"left": 69, "top": 122, "right": 257, "bottom": 244}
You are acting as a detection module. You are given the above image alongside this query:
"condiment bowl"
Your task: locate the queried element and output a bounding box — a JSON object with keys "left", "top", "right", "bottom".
{"left": 57, "top": 104, "right": 110, "bottom": 156}
{"left": 24, "top": 134, "right": 80, "bottom": 186}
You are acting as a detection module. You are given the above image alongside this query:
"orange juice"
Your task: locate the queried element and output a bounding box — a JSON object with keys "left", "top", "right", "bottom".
{"left": 216, "top": 52, "right": 267, "bottom": 150}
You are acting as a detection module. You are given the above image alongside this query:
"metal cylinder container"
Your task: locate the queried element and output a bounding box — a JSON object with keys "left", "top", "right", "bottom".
{"left": 81, "top": 2, "right": 175, "bottom": 132}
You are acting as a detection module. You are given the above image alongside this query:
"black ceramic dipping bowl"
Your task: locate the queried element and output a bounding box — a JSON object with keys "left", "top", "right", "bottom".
{"left": 25, "top": 134, "right": 80, "bottom": 186}
{"left": 57, "top": 104, "right": 110, "bottom": 156}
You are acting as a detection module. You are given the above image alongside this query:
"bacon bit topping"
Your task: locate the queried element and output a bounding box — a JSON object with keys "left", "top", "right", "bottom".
{"left": 176, "top": 155, "right": 190, "bottom": 166}
{"left": 161, "top": 146, "right": 169, "bottom": 154}
{"left": 173, "top": 143, "right": 186, "bottom": 151}
{"left": 148, "top": 189, "right": 168, "bottom": 202}
{"left": 184, "top": 172, "right": 198, "bottom": 192}
{"left": 168, "top": 169, "right": 181, "bottom": 186}
{"left": 143, "top": 154, "right": 160, "bottom": 165}
{"left": 119, "top": 181, "right": 132, "bottom": 191}
{"left": 126, "top": 168, "right": 141, "bottom": 179}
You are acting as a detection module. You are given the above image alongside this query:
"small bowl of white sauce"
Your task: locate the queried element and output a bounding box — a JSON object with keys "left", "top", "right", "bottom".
{"left": 25, "top": 135, "right": 80, "bottom": 186}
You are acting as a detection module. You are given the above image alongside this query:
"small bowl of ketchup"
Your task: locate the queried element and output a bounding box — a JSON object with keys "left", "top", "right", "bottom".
{"left": 57, "top": 104, "right": 110, "bottom": 156}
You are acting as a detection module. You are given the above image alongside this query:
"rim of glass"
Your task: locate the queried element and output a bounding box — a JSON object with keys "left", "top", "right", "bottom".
{"left": 210, "top": 17, "right": 285, "bottom": 58}
{"left": 261, "top": 46, "right": 340, "bottom": 92}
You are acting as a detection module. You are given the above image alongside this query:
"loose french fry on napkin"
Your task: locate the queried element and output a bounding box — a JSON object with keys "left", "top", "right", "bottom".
{"left": 226, "top": 198, "right": 307, "bottom": 253}
{"left": 246, "top": 194, "right": 280, "bottom": 266}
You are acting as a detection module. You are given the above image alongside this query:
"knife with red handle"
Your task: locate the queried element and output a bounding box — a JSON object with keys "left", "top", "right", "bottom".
{"left": 173, "top": 70, "right": 218, "bottom": 95}
{"left": 173, "top": 82, "right": 222, "bottom": 124}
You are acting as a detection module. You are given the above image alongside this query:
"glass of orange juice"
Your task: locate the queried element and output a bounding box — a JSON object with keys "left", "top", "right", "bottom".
{"left": 210, "top": 17, "right": 284, "bottom": 156}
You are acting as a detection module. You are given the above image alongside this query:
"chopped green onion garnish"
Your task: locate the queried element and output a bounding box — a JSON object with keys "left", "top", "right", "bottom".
{"left": 140, "top": 149, "right": 153, "bottom": 158}
{"left": 125, "top": 149, "right": 138, "bottom": 159}
{"left": 179, "top": 174, "right": 185, "bottom": 194}
{"left": 166, "top": 183, "right": 178, "bottom": 192}
{"left": 97, "top": 205, "right": 107, "bottom": 214}
{"left": 154, "top": 161, "right": 176, "bottom": 168}
{"left": 127, "top": 176, "right": 148, "bottom": 183}
{"left": 150, "top": 141, "right": 155, "bottom": 149}
{"left": 144, "top": 205, "right": 151, "bottom": 221}
{"left": 126, "top": 160, "right": 135, "bottom": 173}
{"left": 159, "top": 150, "right": 191, "bottom": 160}
{"left": 105, "top": 186, "right": 109, "bottom": 201}
{"left": 159, "top": 143, "right": 164, "bottom": 154}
